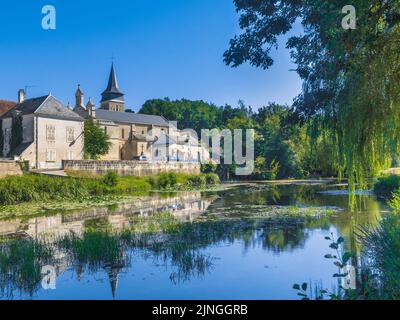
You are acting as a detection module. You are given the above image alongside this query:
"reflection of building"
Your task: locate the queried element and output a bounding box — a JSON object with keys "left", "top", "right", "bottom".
{"left": 0, "top": 193, "right": 216, "bottom": 298}
{"left": 0, "top": 193, "right": 215, "bottom": 238}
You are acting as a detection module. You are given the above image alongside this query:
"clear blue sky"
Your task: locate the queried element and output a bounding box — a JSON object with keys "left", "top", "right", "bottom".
{"left": 0, "top": 0, "right": 302, "bottom": 111}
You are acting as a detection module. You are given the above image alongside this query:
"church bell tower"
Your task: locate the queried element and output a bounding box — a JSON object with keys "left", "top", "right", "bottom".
{"left": 100, "top": 63, "right": 125, "bottom": 112}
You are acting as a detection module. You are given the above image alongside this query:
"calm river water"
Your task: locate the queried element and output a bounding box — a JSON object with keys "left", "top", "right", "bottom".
{"left": 0, "top": 181, "right": 387, "bottom": 300}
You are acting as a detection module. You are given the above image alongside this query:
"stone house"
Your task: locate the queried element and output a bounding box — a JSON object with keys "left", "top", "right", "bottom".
{"left": 1, "top": 92, "right": 84, "bottom": 169}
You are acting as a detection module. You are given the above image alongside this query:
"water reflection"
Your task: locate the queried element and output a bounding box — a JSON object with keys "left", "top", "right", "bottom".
{"left": 0, "top": 182, "right": 388, "bottom": 299}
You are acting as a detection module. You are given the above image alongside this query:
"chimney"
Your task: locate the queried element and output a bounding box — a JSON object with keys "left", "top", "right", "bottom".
{"left": 18, "top": 89, "right": 26, "bottom": 103}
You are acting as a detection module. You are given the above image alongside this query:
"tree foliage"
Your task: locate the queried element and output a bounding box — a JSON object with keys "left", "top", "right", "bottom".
{"left": 83, "top": 118, "right": 111, "bottom": 160}
{"left": 140, "top": 98, "right": 332, "bottom": 179}
{"left": 225, "top": 0, "right": 400, "bottom": 188}
{"left": 10, "top": 115, "right": 23, "bottom": 155}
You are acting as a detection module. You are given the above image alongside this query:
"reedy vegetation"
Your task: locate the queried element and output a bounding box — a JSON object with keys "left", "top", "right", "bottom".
{"left": 0, "top": 172, "right": 220, "bottom": 206}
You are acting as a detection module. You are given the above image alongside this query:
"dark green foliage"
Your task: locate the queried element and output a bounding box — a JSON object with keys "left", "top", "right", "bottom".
{"left": 201, "top": 162, "right": 217, "bottom": 174}
{"left": 205, "top": 173, "right": 220, "bottom": 185}
{"left": 141, "top": 98, "right": 330, "bottom": 180}
{"left": 150, "top": 172, "right": 219, "bottom": 190}
{"left": 225, "top": 0, "right": 400, "bottom": 189}
{"left": 102, "top": 171, "right": 119, "bottom": 187}
{"left": 373, "top": 175, "right": 400, "bottom": 199}
{"left": 357, "top": 215, "right": 400, "bottom": 300}
{"left": 187, "top": 175, "right": 207, "bottom": 188}
{"left": 84, "top": 118, "right": 111, "bottom": 159}
{"left": 140, "top": 98, "right": 250, "bottom": 135}
{"left": 157, "top": 172, "right": 178, "bottom": 189}
{"left": 17, "top": 160, "right": 29, "bottom": 173}
{"left": 10, "top": 115, "right": 22, "bottom": 155}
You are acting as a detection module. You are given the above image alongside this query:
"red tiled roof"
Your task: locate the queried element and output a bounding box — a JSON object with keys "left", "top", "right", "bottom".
{"left": 0, "top": 100, "right": 17, "bottom": 118}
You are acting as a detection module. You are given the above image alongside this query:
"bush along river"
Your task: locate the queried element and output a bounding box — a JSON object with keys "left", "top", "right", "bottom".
{"left": 0, "top": 181, "right": 387, "bottom": 300}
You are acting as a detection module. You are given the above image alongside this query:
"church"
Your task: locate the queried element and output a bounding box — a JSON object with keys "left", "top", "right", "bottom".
{"left": 0, "top": 64, "right": 209, "bottom": 169}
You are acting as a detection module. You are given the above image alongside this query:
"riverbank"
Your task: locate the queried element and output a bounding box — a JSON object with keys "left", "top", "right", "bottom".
{"left": 0, "top": 172, "right": 220, "bottom": 220}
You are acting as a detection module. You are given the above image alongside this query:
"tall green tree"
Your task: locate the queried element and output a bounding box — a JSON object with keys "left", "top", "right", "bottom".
{"left": 224, "top": 0, "right": 400, "bottom": 188}
{"left": 10, "top": 115, "right": 23, "bottom": 155}
{"left": 83, "top": 118, "right": 111, "bottom": 159}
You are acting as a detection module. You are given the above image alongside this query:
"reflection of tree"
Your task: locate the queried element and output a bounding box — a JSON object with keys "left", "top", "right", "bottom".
{"left": 0, "top": 239, "right": 54, "bottom": 299}
{"left": 260, "top": 222, "right": 308, "bottom": 253}
{"left": 0, "top": 216, "right": 313, "bottom": 298}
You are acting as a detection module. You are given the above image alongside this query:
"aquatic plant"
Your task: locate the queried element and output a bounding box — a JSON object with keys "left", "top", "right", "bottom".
{"left": 0, "top": 238, "right": 54, "bottom": 298}
{"left": 356, "top": 214, "right": 400, "bottom": 299}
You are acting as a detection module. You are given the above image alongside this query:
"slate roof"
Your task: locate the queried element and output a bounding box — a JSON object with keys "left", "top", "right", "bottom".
{"left": 101, "top": 63, "right": 124, "bottom": 102}
{"left": 2, "top": 95, "right": 84, "bottom": 121}
{"left": 0, "top": 100, "right": 17, "bottom": 118}
{"left": 96, "top": 109, "right": 169, "bottom": 126}
{"left": 10, "top": 142, "right": 32, "bottom": 157}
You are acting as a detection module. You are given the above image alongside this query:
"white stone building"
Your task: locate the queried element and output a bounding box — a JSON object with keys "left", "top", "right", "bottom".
{"left": 1, "top": 93, "right": 84, "bottom": 169}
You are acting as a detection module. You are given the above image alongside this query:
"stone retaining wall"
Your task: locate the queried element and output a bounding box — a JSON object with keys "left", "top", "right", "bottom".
{"left": 63, "top": 160, "right": 201, "bottom": 176}
{"left": 0, "top": 160, "right": 23, "bottom": 178}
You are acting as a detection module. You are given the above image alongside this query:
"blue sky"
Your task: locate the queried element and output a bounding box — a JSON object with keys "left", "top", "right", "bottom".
{"left": 0, "top": 0, "right": 302, "bottom": 111}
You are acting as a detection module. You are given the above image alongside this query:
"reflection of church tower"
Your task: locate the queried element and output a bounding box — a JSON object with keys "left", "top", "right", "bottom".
{"left": 108, "top": 266, "right": 120, "bottom": 299}
{"left": 100, "top": 63, "right": 125, "bottom": 112}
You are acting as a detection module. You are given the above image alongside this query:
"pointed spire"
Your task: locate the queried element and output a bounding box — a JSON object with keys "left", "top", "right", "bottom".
{"left": 101, "top": 63, "right": 124, "bottom": 103}
{"left": 105, "top": 63, "right": 121, "bottom": 94}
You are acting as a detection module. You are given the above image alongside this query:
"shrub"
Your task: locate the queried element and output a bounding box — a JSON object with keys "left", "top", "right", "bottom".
{"left": 158, "top": 173, "right": 179, "bottom": 189}
{"left": 102, "top": 171, "right": 119, "bottom": 187}
{"left": 187, "top": 175, "right": 207, "bottom": 188}
{"left": 373, "top": 175, "right": 400, "bottom": 199}
{"left": 205, "top": 173, "right": 220, "bottom": 185}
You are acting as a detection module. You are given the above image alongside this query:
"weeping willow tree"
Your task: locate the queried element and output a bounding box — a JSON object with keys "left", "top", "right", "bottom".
{"left": 224, "top": 0, "right": 400, "bottom": 194}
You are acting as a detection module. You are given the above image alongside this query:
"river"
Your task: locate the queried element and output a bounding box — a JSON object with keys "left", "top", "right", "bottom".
{"left": 0, "top": 181, "right": 387, "bottom": 300}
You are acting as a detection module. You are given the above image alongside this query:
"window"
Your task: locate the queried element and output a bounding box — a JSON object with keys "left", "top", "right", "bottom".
{"left": 46, "top": 125, "right": 55, "bottom": 141}
{"left": 104, "top": 127, "right": 108, "bottom": 134}
{"left": 154, "top": 149, "right": 159, "bottom": 157}
{"left": 66, "top": 127, "right": 75, "bottom": 142}
{"left": 46, "top": 149, "right": 56, "bottom": 162}
{"left": 121, "top": 129, "right": 125, "bottom": 139}
{"left": 67, "top": 150, "right": 74, "bottom": 160}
